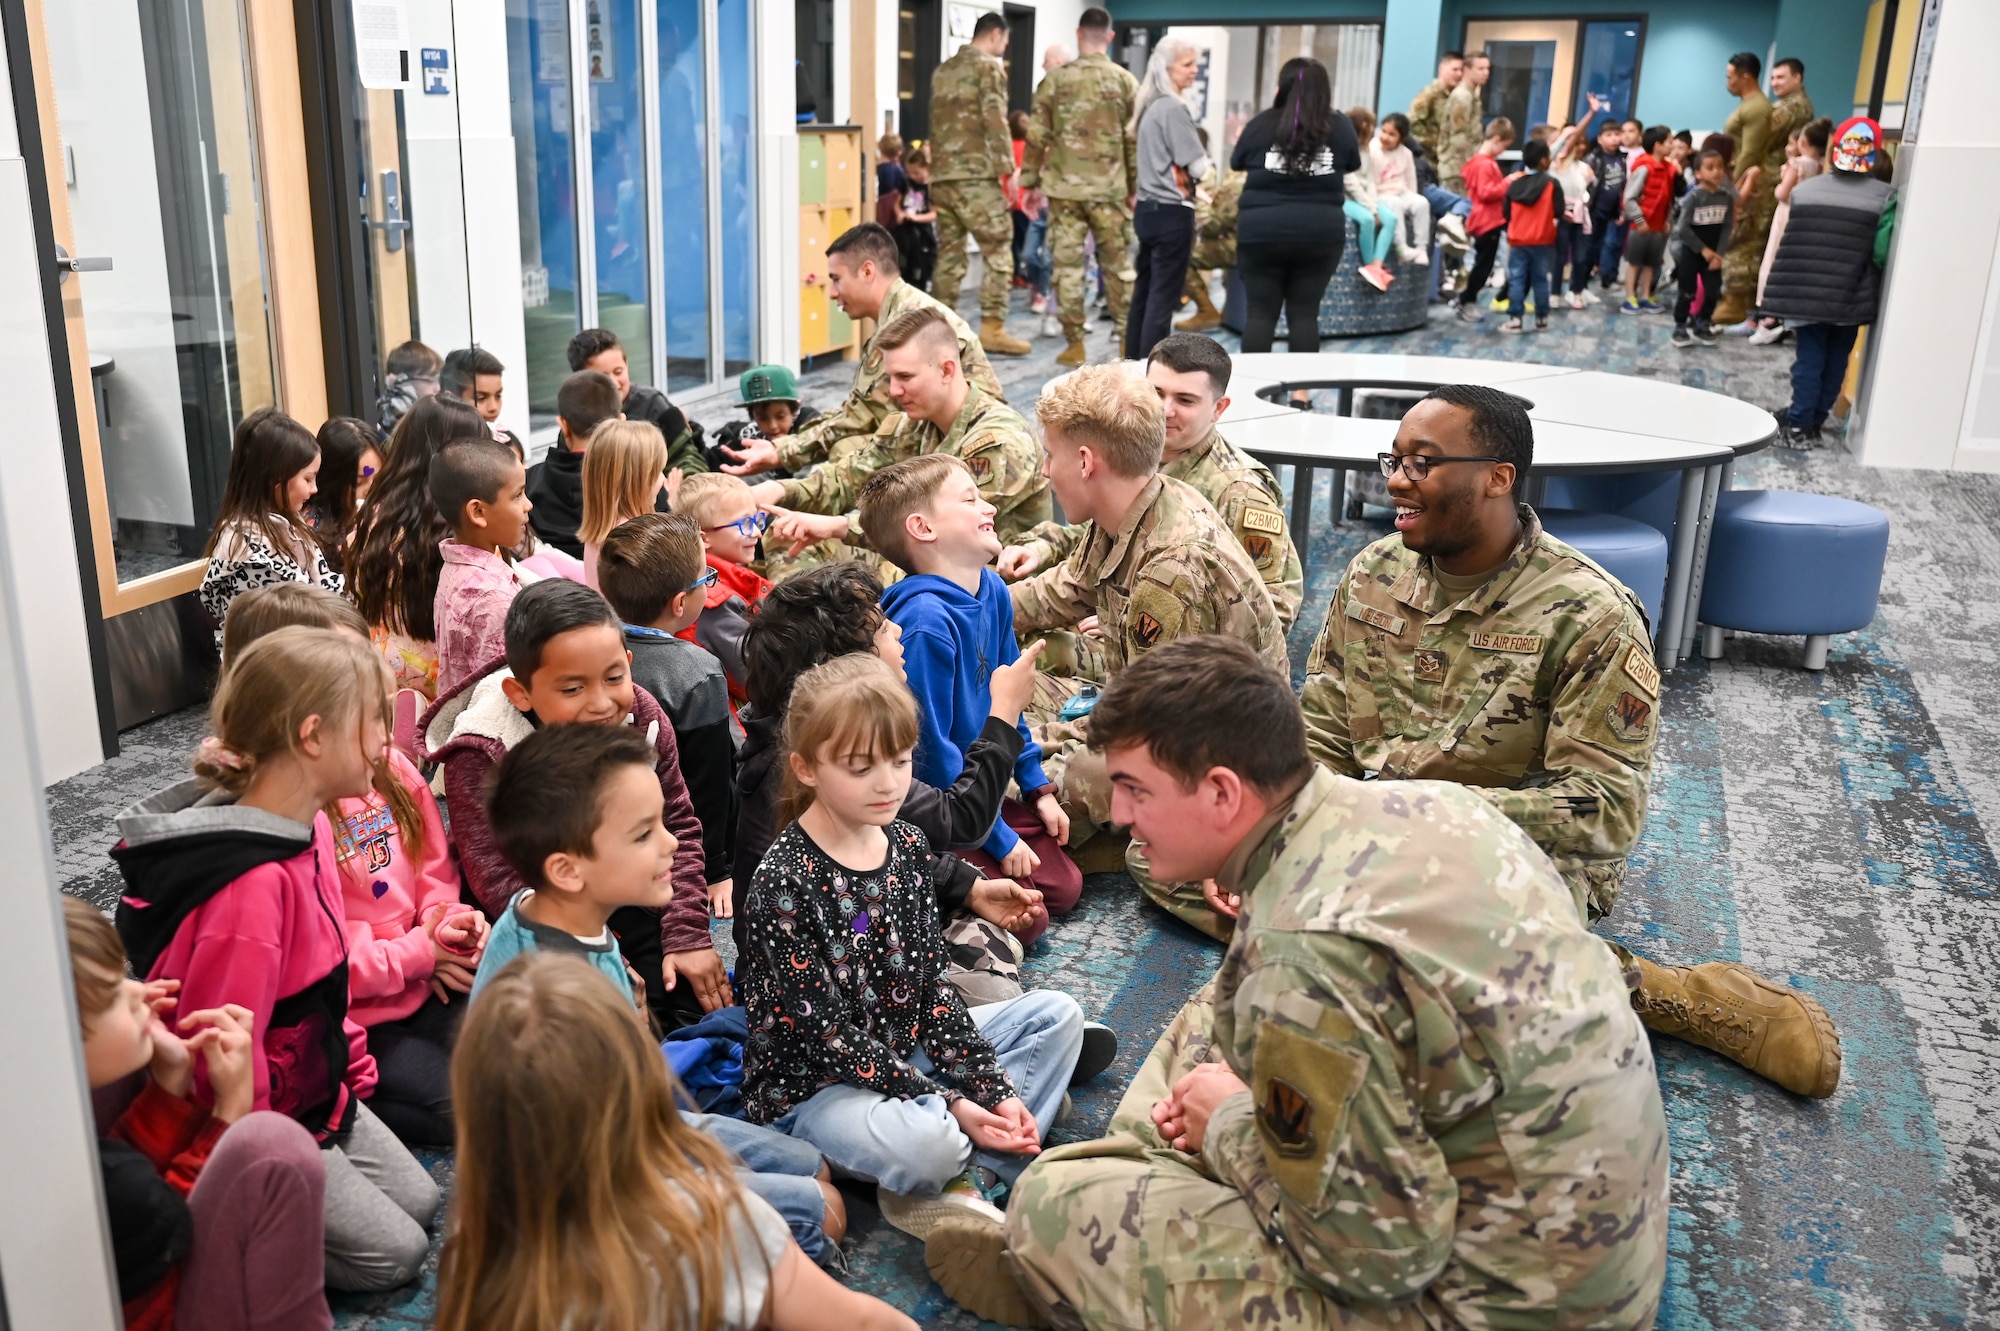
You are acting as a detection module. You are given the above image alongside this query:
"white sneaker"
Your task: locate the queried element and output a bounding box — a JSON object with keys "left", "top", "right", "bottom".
{"left": 1580, "top": 287, "right": 1602, "bottom": 305}
{"left": 1566, "top": 291, "right": 1587, "bottom": 310}
{"left": 878, "top": 1167, "right": 1006, "bottom": 1241}
{"left": 1748, "top": 321, "right": 1788, "bottom": 346}
{"left": 1399, "top": 245, "right": 1431, "bottom": 266}
{"left": 1040, "top": 313, "right": 1061, "bottom": 338}
{"left": 1439, "top": 215, "right": 1470, "bottom": 247}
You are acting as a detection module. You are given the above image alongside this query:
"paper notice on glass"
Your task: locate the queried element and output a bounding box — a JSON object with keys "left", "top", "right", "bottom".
{"left": 353, "top": 0, "right": 411, "bottom": 89}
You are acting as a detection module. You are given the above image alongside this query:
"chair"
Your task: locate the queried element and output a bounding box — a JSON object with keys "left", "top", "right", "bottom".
{"left": 1539, "top": 508, "right": 1670, "bottom": 630}
{"left": 1697, "top": 489, "right": 1890, "bottom": 670}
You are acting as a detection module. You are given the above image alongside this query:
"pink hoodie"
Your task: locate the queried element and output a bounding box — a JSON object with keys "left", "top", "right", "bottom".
{"left": 334, "top": 749, "right": 467, "bottom": 1026}
{"left": 435, "top": 540, "right": 526, "bottom": 696}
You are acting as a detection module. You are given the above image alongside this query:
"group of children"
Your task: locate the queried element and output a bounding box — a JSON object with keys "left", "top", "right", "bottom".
{"left": 99, "top": 322, "right": 1133, "bottom": 1328}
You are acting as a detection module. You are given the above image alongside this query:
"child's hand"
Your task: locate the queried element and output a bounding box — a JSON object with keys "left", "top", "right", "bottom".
{"left": 767, "top": 508, "right": 850, "bottom": 557}
{"left": 432, "top": 907, "right": 485, "bottom": 958}
{"left": 1704, "top": 248, "right": 1722, "bottom": 269}
{"left": 996, "top": 545, "right": 1041, "bottom": 580}
{"left": 625, "top": 960, "right": 649, "bottom": 1012}
{"left": 987, "top": 640, "right": 1043, "bottom": 723}
{"left": 708, "top": 877, "right": 735, "bottom": 919}
{"left": 181, "top": 1006, "right": 256, "bottom": 1124}
{"left": 665, "top": 467, "right": 686, "bottom": 509}
{"left": 430, "top": 958, "right": 477, "bottom": 1003}
{"left": 664, "top": 945, "right": 734, "bottom": 1011}
{"left": 141, "top": 978, "right": 181, "bottom": 1022}
{"left": 147, "top": 1015, "right": 196, "bottom": 1099}
{"left": 720, "top": 437, "right": 781, "bottom": 476}
{"left": 999, "top": 839, "right": 1041, "bottom": 880}
{"left": 949, "top": 1095, "right": 1042, "bottom": 1156}
{"left": 1033, "top": 791, "right": 1069, "bottom": 846}
{"left": 969, "top": 877, "right": 1045, "bottom": 932}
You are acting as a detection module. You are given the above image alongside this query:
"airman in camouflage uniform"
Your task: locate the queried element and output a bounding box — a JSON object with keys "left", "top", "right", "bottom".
{"left": 1406, "top": 56, "right": 1462, "bottom": 161}
{"left": 930, "top": 26, "right": 1029, "bottom": 350}
{"left": 1435, "top": 56, "right": 1489, "bottom": 194}
{"left": 1177, "top": 168, "right": 1243, "bottom": 329}
{"left": 1723, "top": 69, "right": 1814, "bottom": 322}
{"left": 1021, "top": 47, "right": 1138, "bottom": 362}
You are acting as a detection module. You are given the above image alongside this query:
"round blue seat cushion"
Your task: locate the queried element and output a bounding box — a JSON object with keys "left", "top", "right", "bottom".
{"left": 1538, "top": 508, "right": 1669, "bottom": 629}
{"left": 1698, "top": 489, "right": 1889, "bottom": 636}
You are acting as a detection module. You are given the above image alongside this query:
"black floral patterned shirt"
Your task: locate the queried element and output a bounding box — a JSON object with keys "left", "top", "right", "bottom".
{"left": 739, "top": 820, "right": 1015, "bottom": 1122}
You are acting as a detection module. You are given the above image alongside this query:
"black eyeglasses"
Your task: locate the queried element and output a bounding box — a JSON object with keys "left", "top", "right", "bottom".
{"left": 1377, "top": 452, "right": 1509, "bottom": 482}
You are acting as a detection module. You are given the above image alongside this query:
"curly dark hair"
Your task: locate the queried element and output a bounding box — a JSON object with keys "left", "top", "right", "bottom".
{"left": 1419, "top": 383, "right": 1534, "bottom": 496}
{"left": 740, "top": 563, "right": 885, "bottom": 715}
{"left": 347, "top": 393, "right": 486, "bottom": 639}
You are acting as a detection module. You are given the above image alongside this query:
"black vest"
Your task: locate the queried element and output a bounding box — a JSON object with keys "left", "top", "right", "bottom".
{"left": 1761, "top": 172, "right": 1895, "bottom": 326}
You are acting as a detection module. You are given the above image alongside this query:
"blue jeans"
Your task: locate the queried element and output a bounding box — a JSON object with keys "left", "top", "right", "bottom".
{"left": 691, "top": 1111, "right": 835, "bottom": 1262}
{"left": 1595, "top": 217, "right": 1628, "bottom": 285}
{"left": 773, "top": 990, "right": 1083, "bottom": 1195}
{"left": 1508, "top": 244, "right": 1554, "bottom": 318}
{"left": 1422, "top": 183, "right": 1471, "bottom": 219}
{"left": 1022, "top": 213, "right": 1052, "bottom": 295}
{"left": 1788, "top": 323, "right": 1861, "bottom": 431}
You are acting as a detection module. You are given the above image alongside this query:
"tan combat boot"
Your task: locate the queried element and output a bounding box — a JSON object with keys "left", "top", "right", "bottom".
{"left": 1176, "top": 281, "right": 1223, "bottom": 331}
{"left": 1710, "top": 292, "right": 1749, "bottom": 328}
{"left": 1055, "top": 336, "right": 1088, "bottom": 368}
{"left": 1631, "top": 956, "right": 1842, "bottom": 1097}
{"left": 926, "top": 1212, "right": 1052, "bottom": 1329}
{"left": 980, "top": 317, "right": 1032, "bottom": 357}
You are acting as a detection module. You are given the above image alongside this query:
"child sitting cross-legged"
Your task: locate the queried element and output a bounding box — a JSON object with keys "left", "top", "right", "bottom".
{"left": 431, "top": 434, "right": 537, "bottom": 695}
{"left": 421, "top": 578, "right": 724, "bottom": 1036}
{"left": 67, "top": 896, "right": 331, "bottom": 1331}
{"left": 863, "top": 455, "right": 1082, "bottom": 940}
{"left": 471, "top": 725, "right": 850, "bottom": 1267}
{"left": 597, "top": 512, "right": 737, "bottom": 920}
{"left": 672, "top": 471, "right": 775, "bottom": 707}
{"left": 438, "top": 952, "right": 916, "bottom": 1331}
{"left": 739, "top": 654, "right": 1086, "bottom": 1238}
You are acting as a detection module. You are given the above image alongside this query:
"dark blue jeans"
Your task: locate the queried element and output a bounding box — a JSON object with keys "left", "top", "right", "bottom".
{"left": 1508, "top": 244, "right": 1554, "bottom": 318}
{"left": 1595, "top": 216, "right": 1628, "bottom": 286}
{"left": 1788, "top": 323, "right": 1861, "bottom": 431}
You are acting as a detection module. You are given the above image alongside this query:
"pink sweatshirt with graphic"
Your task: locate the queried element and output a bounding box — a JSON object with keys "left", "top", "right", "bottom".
{"left": 434, "top": 541, "right": 523, "bottom": 696}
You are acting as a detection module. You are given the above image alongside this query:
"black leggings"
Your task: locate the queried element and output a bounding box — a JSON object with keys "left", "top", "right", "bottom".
{"left": 365, "top": 993, "right": 465, "bottom": 1148}
{"left": 1237, "top": 240, "right": 1343, "bottom": 354}
{"left": 1459, "top": 229, "right": 1503, "bottom": 307}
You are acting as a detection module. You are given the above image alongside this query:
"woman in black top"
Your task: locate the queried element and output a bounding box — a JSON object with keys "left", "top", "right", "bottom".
{"left": 1229, "top": 57, "right": 1362, "bottom": 397}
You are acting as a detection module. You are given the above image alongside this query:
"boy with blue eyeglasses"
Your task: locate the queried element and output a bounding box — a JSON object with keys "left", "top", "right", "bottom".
{"left": 669, "top": 472, "right": 775, "bottom": 715}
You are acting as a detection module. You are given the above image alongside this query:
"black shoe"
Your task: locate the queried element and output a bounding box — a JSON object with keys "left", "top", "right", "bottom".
{"left": 1670, "top": 327, "right": 1695, "bottom": 348}
{"left": 1070, "top": 1021, "right": 1119, "bottom": 1085}
{"left": 1691, "top": 324, "right": 1719, "bottom": 346}
{"left": 1776, "top": 424, "right": 1816, "bottom": 450}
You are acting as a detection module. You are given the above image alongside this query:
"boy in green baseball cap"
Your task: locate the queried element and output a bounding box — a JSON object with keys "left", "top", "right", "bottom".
{"left": 708, "top": 364, "right": 819, "bottom": 472}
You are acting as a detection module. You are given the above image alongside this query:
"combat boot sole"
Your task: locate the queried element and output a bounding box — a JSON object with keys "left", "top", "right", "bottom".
{"left": 925, "top": 1212, "right": 1053, "bottom": 1329}
{"left": 1635, "top": 958, "right": 1842, "bottom": 1098}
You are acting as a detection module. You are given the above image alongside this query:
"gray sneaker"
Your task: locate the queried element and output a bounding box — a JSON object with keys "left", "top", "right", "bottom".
{"left": 878, "top": 1165, "right": 1005, "bottom": 1241}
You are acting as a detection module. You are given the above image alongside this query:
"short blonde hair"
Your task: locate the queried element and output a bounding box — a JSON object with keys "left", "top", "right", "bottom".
{"left": 674, "top": 472, "right": 753, "bottom": 530}
{"left": 1035, "top": 363, "right": 1164, "bottom": 479}
{"left": 858, "top": 454, "right": 971, "bottom": 573}
{"left": 579, "top": 420, "right": 668, "bottom": 544}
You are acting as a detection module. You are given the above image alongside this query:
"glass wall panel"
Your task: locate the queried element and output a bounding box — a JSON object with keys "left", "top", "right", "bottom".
{"left": 588, "top": 0, "right": 654, "bottom": 385}
{"left": 658, "top": 0, "right": 715, "bottom": 390}
{"left": 1574, "top": 22, "right": 1641, "bottom": 124}
{"left": 1258, "top": 24, "right": 1381, "bottom": 116}
{"left": 509, "top": 0, "right": 583, "bottom": 426}
{"left": 718, "top": 0, "right": 757, "bottom": 375}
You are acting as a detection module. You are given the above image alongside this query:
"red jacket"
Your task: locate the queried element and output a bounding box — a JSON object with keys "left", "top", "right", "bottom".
{"left": 676, "top": 554, "right": 771, "bottom": 709}
{"left": 102, "top": 1081, "right": 227, "bottom": 1331}
{"left": 1504, "top": 172, "right": 1562, "bottom": 246}
{"left": 1628, "top": 152, "right": 1673, "bottom": 231}
{"left": 1463, "top": 153, "right": 1509, "bottom": 236}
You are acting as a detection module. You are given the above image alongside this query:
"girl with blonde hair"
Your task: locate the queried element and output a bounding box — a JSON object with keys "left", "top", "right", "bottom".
{"left": 437, "top": 951, "right": 917, "bottom": 1331}
{"left": 580, "top": 417, "right": 670, "bottom": 588}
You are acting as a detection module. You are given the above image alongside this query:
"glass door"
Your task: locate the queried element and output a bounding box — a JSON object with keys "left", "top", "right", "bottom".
{"left": 510, "top": 0, "right": 585, "bottom": 429}
{"left": 29, "top": 0, "right": 278, "bottom": 610}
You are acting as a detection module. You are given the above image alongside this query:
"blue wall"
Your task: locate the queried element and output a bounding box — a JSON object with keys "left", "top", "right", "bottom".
{"left": 1111, "top": 0, "right": 1384, "bottom": 23}
{"left": 1772, "top": 0, "right": 1872, "bottom": 125}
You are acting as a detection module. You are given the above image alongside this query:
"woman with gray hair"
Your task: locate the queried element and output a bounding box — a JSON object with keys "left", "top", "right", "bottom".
{"left": 1125, "top": 35, "right": 1211, "bottom": 358}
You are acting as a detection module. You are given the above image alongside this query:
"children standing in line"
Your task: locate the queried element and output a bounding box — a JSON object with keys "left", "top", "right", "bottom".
{"left": 672, "top": 471, "right": 775, "bottom": 707}
{"left": 1620, "top": 125, "right": 1676, "bottom": 314}
{"left": 199, "top": 408, "right": 340, "bottom": 633}
{"left": 526, "top": 371, "right": 625, "bottom": 559}
{"left": 112, "top": 627, "right": 439, "bottom": 1292}
{"left": 431, "top": 436, "right": 536, "bottom": 695}
{"left": 597, "top": 513, "right": 737, "bottom": 920}
{"left": 863, "top": 456, "right": 1082, "bottom": 941}
{"left": 1670, "top": 148, "right": 1737, "bottom": 348}
{"left": 436, "top": 952, "right": 919, "bottom": 1331}
{"left": 68, "top": 896, "right": 331, "bottom": 1331}
{"left": 1584, "top": 118, "right": 1629, "bottom": 295}
{"left": 1501, "top": 137, "right": 1564, "bottom": 333}
{"left": 578, "top": 419, "right": 669, "bottom": 588}
{"left": 1453, "top": 117, "right": 1516, "bottom": 323}
{"left": 739, "top": 655, "right": 1088, "bottom": 1238}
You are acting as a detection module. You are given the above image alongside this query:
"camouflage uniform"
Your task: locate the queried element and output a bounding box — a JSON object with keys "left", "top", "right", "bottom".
{"left": 1005, "top": 764, "right": 1671, "bottom": 1331}
{"left": 1181, "top": 169, "right": 1245, "bottom": 299}
{"left": 772, "top": 279, "right": 1004, "bottom": 473}
{"left": 1435, "top": 83, "right": 1485, "bottom": 195}
{"left": 1020, "top": 52, "right": 1138, "bottom": 343}
{"left": 1406, "top": 77, "right": 1453, "bottom": 161}
{"left": 930, "top": 44, "right": 1018, "bottom": 322}
{"left": 1720, "top": 87, "right": 1777, "bottom": 314}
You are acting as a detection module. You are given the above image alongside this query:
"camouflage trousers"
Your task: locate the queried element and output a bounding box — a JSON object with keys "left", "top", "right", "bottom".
{"left": 934, "top": 179, "right": 1016, "bottom": 322}
{"left": 1188, "top": 234, "right": 1235, "bottom": 276}
{"left": 1006, "top": 991, "right": 1440, "bottom": 1330}
{"left": 1049, "top": 197, "right": 1135, "bottom": 342}
{"left": 1722, "top": 184, "right": 1777, "bottom": 308}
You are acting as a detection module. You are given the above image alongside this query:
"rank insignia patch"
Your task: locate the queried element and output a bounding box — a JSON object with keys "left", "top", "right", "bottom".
{"left": 1415, "top": 649, "right": 1446, "bottom": 682}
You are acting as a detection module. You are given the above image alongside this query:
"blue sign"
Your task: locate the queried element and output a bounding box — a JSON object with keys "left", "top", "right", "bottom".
{"left": 421, "top": 47, "right": 451, "bottom": 96}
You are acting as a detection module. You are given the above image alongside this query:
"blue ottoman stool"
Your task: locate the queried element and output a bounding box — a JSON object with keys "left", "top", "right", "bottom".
{"left": 1539, "top": 509, "right": 1669, "bottom": 630}
{"left": 1697, "top": 489, "right": 1890, "bottom": 670}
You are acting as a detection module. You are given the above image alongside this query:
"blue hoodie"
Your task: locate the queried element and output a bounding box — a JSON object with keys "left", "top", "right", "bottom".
{"left": 880, "top": 568, "right": 1050, "bottom": 860}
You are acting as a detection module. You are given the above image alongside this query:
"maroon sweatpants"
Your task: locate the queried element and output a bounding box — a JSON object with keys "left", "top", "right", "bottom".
{"left": 960, "top": 797, "right": 1084, "bottom": 945}
{"left": 179, "top": 1112, "right": 332, "bottom": 1331}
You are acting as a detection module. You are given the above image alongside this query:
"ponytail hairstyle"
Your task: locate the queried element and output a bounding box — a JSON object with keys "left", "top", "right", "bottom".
{"left": 777, "top": 653, "right": 919, "bottom": 828}
{"left": 579, "top": 420, "right": 669, "bottom": 545}
{"left": 1270, "top": 56, "right": 1334, "bottom": 175}
{"left": 436, "top": 950, "right": 752, "bottom": 1331}
{"left": 203, "top": 407, "right": 322, "bottom": 566}
{"left": 347, "top": 393, "right": 487, "bottom": 639}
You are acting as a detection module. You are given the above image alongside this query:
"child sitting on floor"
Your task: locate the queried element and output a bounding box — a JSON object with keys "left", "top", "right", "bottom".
{"left": 738, "top": 654, "right": 1085, "bottom": 1237}
{"left": 471, "top": 728, "right": 850, "bottom": 1267}
{"left": 432, "top": 435, "right": 536, "bottom": 694}
{"left": 527, "top": 370, "right": 625, "bottom": 559}
{"left": 113, "top": 627, "right": 439, "bottom": 1293}
{"left": 199, "top": 407, "right": 341, "bottom": 634}
{"left": 597, "top": 513, "right": 737, "bottom": 920}
{"left": 579, "top": 418, "right": 670, "bottom": 588}
{"left": 864, "top": 456, "right": 1082, "bottom": 941}
{"left": 421, "top": 578, "right": 721, "bottom": 1035}
{"left": 220, "top": 585, "right": 486, "bottom": 1149}
{"left": 436, "top": 953, "right": 917, "bottom": 1329}
{"left": 707, "top": 363, "right": 820, "bottom": 474}
{"left": 672, "top": 471, "right": 775, "bottom": 707}
{"left": 68, "top": 896, "right": 331, "bottom": 1331}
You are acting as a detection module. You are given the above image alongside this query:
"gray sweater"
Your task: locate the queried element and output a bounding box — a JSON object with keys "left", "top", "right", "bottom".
{"left": 1135, "top": 94, "right": 1213, "bottom": 207}
{"left": 1671, "top": 181, "right": 1737, "bottom": 254}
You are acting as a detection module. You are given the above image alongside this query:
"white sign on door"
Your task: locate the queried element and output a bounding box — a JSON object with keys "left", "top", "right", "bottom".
{"left": 353, "top": 0, "right": 411, "bottom": 89}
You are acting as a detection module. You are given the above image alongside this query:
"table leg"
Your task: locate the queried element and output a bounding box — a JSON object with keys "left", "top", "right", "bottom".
{"left": 1329, "top": 467, "right": 1347, "bottom": 527}
{"left": 1290, "top": 464, "right": 1316, "bottom": 549}
{"left": 1677, "top": 462, "right": 1726, "bottom": 663}
{"left": 1656, "top": 466, "right": 1707, "bottom": 671}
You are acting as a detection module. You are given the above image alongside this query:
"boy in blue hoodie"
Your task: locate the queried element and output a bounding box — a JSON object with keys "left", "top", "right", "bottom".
{"left": 862, "top": 455, "right": 1082, "bottom": 939}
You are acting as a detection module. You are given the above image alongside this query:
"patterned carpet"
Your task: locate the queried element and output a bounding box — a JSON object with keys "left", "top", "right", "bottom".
{"left": 46, "top": 274, "right": 2000, "bottom": 1328}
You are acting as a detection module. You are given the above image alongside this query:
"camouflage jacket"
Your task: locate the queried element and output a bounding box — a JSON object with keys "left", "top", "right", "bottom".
{"left": 1726, "top": 90, "right": 1774, "bottom": 193}
{"left": 929, "top": 45, "right": 1014, "bottom": 182}
{"left": 1204, "top": 764, "right": 1668, "bottom": 1327}
{"left": 1009, "top": 473, "right": 1286, "bottom": 674}
{"left": 777, "top": 386, "right": 1052, "bottom": 544}
{"left": 1298, "top": 507, "right": 1659, "bottom": 921}
{"left": 1020, "top": 52, "right": 1138, "bottom": 202}
{"left": 1407, "top": 77, "right": 1453, "bottom": 157}
{"left": 1011, "top": 426, "right": 1302, "bottom": 628}
{"left": 1436, "top": 83, "right": 1485, "bottom": 185}
{"left": 1769, "top": 90, "right": 1816, "bottom": 174}
{"left": 775, "top": 279, "right": 1004, "bottom": 472}
{"left": 1197, "top": 169, "right": 1245, "bottom": 242}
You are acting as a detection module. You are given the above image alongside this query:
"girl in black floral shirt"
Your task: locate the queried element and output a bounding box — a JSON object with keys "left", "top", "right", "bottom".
{"left": 738, "top": 654, "right": 1085, "bottom": 1239}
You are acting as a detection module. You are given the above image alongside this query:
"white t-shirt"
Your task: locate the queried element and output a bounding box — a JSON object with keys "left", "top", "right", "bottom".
{"left": 662, "top": 1186, "right": 793, "bottom": 1331}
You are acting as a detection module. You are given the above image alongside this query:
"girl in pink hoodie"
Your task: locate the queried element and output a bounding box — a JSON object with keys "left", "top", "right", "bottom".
{"left": 115, "top": 626, "right": 440, "bottom": 1294}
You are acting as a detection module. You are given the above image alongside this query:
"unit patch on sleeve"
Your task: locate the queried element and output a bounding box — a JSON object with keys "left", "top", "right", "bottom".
{"left": 1620, "top": 642, "right": 1662, "bottom": 699}
{"left": 966, "top": 454, "right": 992, "bottom": 479}
{"left": 1605, "top": 690, "right": 1654, "bottom": 743}
{"left": 1240, "top": 506, "right": 1285, "bottom": 535}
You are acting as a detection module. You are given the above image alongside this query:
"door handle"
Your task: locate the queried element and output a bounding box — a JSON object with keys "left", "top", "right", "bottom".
{"left": 365, "top": 168, "right": 412, "bottom": 252}
{"left": 52, "top": 242, "right": 112, "bottom": 284}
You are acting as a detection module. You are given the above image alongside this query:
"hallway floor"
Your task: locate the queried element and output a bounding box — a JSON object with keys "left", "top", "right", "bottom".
{"left": 49, "top": 276, "right": 2000, "bottom": 1328}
